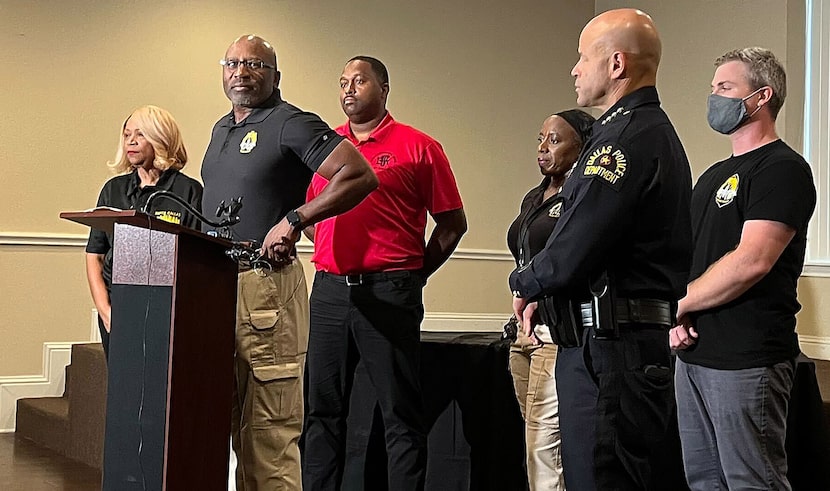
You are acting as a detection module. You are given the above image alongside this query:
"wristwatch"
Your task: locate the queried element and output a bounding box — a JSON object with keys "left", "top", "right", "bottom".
{"left": 286, "top": 209, "right": 304, "bottom": 230}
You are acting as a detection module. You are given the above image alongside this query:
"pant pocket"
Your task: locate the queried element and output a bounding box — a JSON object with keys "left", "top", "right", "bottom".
{"left": 618, "top": 367, "right": 673, "bottom": 445}
{"left": 250, "top": 371, "right": 302, "bottom": 427}
{"left": 245, "top": 308, "right": 300, "bottom": 369}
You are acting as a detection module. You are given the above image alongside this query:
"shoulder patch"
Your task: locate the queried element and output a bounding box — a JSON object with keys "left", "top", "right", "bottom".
{"left": 580, "top": 143, "right": 629, "bottom": 190}
{"left": 715, "top": 174, "right": 739, "bottom": 208}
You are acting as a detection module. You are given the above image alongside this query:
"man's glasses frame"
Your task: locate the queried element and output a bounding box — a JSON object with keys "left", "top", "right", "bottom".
{"left": 220, "top": 59, "right": 276, "bottom": 71}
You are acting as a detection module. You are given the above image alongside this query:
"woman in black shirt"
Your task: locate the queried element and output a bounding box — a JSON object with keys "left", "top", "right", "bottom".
{"left": 506, "top": 109, "right": 594, "bottom": 490}
{"left": 85, "top": 105, "right": 203, "bottom": 359}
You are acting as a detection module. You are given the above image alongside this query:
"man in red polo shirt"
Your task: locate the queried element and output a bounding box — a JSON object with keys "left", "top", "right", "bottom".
{"left": 302, "top": 56, "right": 467, "bottom": 491}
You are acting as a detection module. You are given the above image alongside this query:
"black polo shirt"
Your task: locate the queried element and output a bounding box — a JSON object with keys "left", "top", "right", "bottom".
{"left": 678, "top": 139, "right": 816, "bottom": 369}
{"left": 506, "top": 177, "right": 564, "bottom": 268}
{"left": 200, "top": 90, "right": 344, "bottom": 244}
{"left": 85, "top": 169, "right": 204, "bottom": 286}
{"left": 509, "top": 87, "right": 693, "bottom": 302}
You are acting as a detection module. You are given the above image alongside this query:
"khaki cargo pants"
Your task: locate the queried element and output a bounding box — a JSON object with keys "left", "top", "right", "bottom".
{"left": 232, "top": 260, "right": 308, "bottom": 491}
{"left": 509, "top": 328, "right": 565, "bottom": 491}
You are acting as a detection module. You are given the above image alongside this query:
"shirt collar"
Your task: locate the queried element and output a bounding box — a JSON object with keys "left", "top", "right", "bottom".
{"left": 341, "top": 112, "right": 395, "bottom": 144}
{"left": 220, "top": 89, "right": 284, "bottom": 127}
{"left": 596, "top": 86, "right": 660, "bottom": 127}
{"left": 126, "top": 168, "right": 178, "bottom": 199}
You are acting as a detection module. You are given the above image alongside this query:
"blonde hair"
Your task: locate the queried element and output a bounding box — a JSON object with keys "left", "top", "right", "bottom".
{"left": 108, "top": 105, "right": 188, "bottom": 174}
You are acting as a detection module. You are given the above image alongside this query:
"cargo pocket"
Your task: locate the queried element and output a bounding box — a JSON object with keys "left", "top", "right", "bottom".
{"left": 251, "top": 365, "right": 302, "bottom": 426}
{"left": 247, "top": 309, "right": 280, "bottom": 372}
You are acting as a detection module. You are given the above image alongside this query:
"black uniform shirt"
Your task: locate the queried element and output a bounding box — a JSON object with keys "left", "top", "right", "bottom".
{"left": 85, "top": 169, "right": 203, "bottom": 286}
{"left": 201, "top": 90, "right": 344, "bottom": 244}
{"left": 509, "top": 87, "right": 693, "bottom": 302}
{"left": 678, "top": 139, "right": 816, "bottom": 369}
{"left": 506, "top": 177, "right": 565, "bottom": 267}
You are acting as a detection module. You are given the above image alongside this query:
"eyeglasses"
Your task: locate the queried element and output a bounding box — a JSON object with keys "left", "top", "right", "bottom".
{"left": 219, "top": 59, "right": 275, "bottom": 71}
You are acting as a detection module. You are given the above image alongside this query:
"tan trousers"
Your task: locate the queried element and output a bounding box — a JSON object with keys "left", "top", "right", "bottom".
{"left": 509, "top": 330, "right": 565, "bottom": 491}
{"left": 232, "top": 261, "right": 308, "bottom": 491}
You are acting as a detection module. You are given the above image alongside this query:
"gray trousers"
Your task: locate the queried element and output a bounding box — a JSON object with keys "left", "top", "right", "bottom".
{"left": 675, "top": 357, "right": 795, "bottom": 491}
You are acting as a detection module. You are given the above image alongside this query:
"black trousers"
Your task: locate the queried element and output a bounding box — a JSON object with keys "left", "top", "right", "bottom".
{"left": 302, "top": 271, "right": 428, "bottom": 491}
{"left": 555, "top": 325, "right": 687, "bottom": 491}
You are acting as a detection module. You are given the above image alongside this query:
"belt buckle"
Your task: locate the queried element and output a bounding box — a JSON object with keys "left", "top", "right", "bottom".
{"left": 345, "top": 274, "right": 363, "bottom": 286}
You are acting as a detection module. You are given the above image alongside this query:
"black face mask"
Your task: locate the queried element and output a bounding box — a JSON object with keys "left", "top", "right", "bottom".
{"left": 707, "top": 87, "right": 764, "bottom": 135}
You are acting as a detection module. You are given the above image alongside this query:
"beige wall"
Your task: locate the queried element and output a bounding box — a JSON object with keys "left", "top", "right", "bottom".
{"left": 0, "top": 0, "right": 592, "bottom": 375}
{"left": 1, "top": 0, "right": 826, "bottom": 376}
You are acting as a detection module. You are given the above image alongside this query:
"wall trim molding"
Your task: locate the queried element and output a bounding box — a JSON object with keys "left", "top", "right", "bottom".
{"left": 798, "top": 334, "right": 830, "bottom": 361}
{"left": 802, "top": 263, "right": 830, "bottom": 278}
{"left": 0, "top": 232, "right": 514, "bottom": 262}
{"left": 0, "top": 342, "right": 73, "bottom": 433}
{"left": 0, "top": 232, "right": 88, "bottom": 248}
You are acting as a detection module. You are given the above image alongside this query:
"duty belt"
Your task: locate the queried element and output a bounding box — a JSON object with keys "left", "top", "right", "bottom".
{"left": 579, "top": 298, "right": 672, "bottom": 327}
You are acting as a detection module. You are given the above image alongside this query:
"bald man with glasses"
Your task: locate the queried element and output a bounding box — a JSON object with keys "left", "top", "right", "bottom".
{"left": 201, "top": 35, "right": 377, "bottom": 491}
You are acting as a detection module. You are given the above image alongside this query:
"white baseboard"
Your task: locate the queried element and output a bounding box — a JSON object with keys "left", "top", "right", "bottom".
{"left": 799, "top": 335, "right": 830, "bottom": 361}
{"left": 422, "top": 312, "right": 506, "bottom": 332}
{"left": 0, "top": 312, "right": 506, "bottom": 434}
{"left": 0, "top": 343, "right": 74, "bottom": 433}
{"left": 1, "top": 326, "right": 822, "bottom": 435}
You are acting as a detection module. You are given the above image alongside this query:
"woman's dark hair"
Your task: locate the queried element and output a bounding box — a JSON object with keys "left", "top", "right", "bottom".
{"left": 554, "top": 109, "right": 595, "bottom": 144}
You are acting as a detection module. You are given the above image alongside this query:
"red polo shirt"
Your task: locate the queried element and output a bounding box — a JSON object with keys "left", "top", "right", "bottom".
{"left": 307, "top": 113, "right": 463, "bottom": 274}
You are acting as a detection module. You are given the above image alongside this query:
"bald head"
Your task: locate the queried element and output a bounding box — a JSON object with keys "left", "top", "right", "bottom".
{"left": 572, "top": 9, "right": 662, "bottom": 109}
{"left": 585, "top": 9, "right": 661, "bottom": 75}
{"left": 226, "top": 34, "right": 277, "bottom": 67}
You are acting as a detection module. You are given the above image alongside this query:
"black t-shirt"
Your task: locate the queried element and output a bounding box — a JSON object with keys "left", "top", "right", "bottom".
{"left": 85, "top": 169, "right": 204, "bottom": 287}
{"left": 509, "top": 87, "right": 693, "bottom": 303}
{"left": 678, "top": 139, "right": 816, "bottom": 370}
{"left": 200, "top": 90, "right": 344, "bottom": 244}
{"left": 506, "top": 177, "right": 564, "bottom": 268}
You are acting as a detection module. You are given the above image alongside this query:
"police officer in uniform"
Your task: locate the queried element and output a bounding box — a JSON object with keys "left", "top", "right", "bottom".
{"left": 509, "top": 9, "right": 691, "bottom": 490}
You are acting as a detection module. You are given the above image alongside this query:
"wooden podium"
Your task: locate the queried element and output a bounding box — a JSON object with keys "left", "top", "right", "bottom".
{"left": 62, "top": 210, "right": 238, "bottom": 490}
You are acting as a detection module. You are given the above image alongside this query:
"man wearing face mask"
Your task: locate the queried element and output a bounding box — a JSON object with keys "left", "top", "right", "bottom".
{"left": 670, "top": 47, "right": 816, "bottom": 491}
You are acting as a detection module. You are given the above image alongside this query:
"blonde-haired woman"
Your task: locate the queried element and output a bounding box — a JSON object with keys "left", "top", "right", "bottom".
{"left": 85, "top": 105, "right": 203, "bottom": 359}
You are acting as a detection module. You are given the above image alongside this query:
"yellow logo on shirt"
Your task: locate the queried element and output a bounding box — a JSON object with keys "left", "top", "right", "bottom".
{"left": 155, "top": 210, "right": 182, "bottom": 224}
{"left": 240, "top": 131, "right": 258, "bottom": 154}
{"left": 715, "top": 174, "right": 739, "bottom": 208}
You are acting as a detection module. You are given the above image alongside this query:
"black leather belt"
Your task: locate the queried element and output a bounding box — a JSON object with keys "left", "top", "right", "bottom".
{"left": 320, "top": 270, "right": 415, "bottom": 286}
{"left": 579, "top": 298, "right": 673, "bottom": 327}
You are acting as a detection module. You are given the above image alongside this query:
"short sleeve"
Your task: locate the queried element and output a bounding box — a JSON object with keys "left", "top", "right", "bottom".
{"left": 416, "top": 141, "right": 463, "bottom": 214}
{"left": 86, "top": 185, "right": 111, "bottom": 254}
{"left": 281, "top": 112, "right": 345, "bottom": 172}
{"left": 181, "top": 179, "right": 204, "bottom": 231}
{"left": 745, "top": 160, "right": 816, "bottom": 230}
